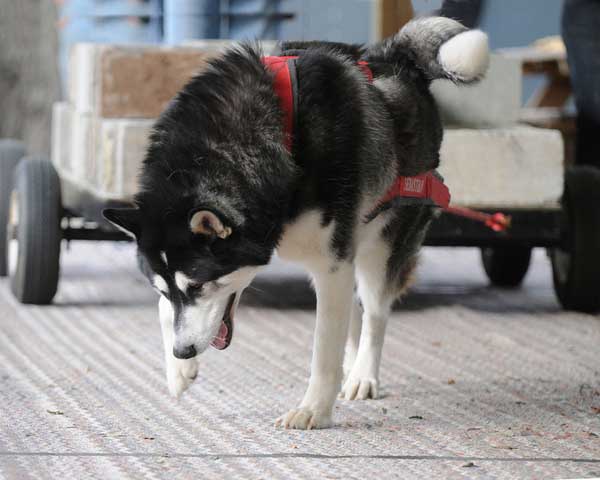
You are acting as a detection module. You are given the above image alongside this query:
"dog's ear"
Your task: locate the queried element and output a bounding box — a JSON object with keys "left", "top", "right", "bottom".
{"left": 103, "top": 208, "right": 142, "bottom": 239}
{"left": 189, "top": 210, "right": 232, "bottom": 239}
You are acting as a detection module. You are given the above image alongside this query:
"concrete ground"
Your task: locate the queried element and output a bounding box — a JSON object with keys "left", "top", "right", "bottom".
{"left": 0, "top": 242, "right": 599, "bottom": 480}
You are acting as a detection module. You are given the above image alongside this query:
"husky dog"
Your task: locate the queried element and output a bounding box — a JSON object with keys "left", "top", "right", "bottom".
{"left": 104, "top": 17, "right": 488, "bottom": 429}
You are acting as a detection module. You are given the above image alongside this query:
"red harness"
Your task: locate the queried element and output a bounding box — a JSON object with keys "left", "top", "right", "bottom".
{"left": 262, "top": 56, "right": 509, "bottom": 231}
{"left": 262, "top": 56, "right": 298, "bottom": 152}
{"left": 262, "top": 55, "right": 450, "bottom": 211}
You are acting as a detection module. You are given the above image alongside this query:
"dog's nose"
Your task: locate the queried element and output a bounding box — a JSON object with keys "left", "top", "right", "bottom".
{"left": 173, "top": 344, "right": 197, "bottom": 359}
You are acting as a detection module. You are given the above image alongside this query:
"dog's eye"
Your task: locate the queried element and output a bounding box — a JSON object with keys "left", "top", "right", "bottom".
{"left": 197, "top": 280, "right": 221, "bottom": 295}
{"left": 187, "top": 283, "right": 203, "bottom": 295}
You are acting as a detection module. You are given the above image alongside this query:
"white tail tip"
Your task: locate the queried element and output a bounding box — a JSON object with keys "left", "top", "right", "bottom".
{"left": 439, "top": 30, "right": 490, "bottom": 82}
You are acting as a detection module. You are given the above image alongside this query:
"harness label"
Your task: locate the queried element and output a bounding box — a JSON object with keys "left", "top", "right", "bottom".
{"left": 404, "top": 178, "right": 425, "bottom": 193}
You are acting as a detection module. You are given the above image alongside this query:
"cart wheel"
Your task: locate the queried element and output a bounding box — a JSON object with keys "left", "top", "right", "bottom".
{"left": 7, "top": 158, "right": 62, "bottom": 304}
{"left": 551, "top": 166, "right": 600, "bottom": 313}
{"left": 481, "top": 246, "right": 532, "bottom": 288}
{"left": 0, "top": 139, "right": 27, "bottom": 276}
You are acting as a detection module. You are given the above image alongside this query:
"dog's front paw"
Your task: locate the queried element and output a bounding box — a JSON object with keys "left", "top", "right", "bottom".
{"left": 340, "top": 374, "right": 379, "bottom": 400}
{"left": 166, "top": 358, "right": 198, "bottom": 398}
{"left": 275, "top": 407, "right": 332, "bottom": 430}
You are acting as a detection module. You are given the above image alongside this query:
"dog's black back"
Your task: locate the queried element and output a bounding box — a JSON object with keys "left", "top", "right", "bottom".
{"left": 117, "top": 17, "right": 484, "bottom": 291}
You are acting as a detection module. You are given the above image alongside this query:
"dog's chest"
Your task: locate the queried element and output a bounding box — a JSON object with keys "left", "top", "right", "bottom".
{"left": 276, "top": 210, "right": 335, "bottom": 265}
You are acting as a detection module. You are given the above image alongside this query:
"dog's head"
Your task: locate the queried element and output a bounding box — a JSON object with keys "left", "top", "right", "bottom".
{"left": 104, "top": 204, "right": 262, "bottom": 358}
{"left": 103, "top": 45, "right": 296, "bottom": 360}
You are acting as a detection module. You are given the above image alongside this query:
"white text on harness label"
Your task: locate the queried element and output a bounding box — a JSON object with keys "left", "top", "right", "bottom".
{"left": 405, "top": 178, "right": 425, "bottom": 193}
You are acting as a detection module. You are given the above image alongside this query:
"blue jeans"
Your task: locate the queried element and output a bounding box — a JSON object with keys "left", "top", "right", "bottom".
{"left": 562, "top": 0, "right": 600, "bottom": 166}
{"left": 438, "top": 0, "right": 483, "bottom": 29}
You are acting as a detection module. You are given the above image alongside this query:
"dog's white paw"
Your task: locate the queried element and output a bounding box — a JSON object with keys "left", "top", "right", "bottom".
{"left": 340, "top": 375, "right": 379, "bottom": 400}
{"left": 166, "top": 358, "right": 198, "bottom": 398}
{"left": 275, "top": 407, "right": 332, "bottom": 430}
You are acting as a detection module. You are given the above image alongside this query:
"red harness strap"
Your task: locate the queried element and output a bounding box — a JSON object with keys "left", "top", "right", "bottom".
{"left": 262, "top": 56, "right": 509, "bottom": 232}
{"left": 380, "top": 172, "right": 450, "bottom": 209}
{"left": 262, "top": 55, "right": 371, "bottom": 153}
{"left": 262, "top": 56, "right": 297, "bottom": 152}
{"left": 444, "top": 206, "right": 511, "bottom": 232}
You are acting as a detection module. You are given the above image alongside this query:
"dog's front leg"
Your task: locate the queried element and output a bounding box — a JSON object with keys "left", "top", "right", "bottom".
{"left": 276, "top": 263, "right": 354, "bottom": 429}
{"left": 158, "top": 296, "right": 199, "bottom": 398}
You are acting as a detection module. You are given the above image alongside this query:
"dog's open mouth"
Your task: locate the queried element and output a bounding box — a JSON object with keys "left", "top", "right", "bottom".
{"left": 210, "top": 293, "right": 236, "bottom": 350}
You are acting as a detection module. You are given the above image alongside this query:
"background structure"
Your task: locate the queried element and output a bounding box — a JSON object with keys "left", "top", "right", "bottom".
{"left": 0, "top": 1, "right": 61, "bottom": 155}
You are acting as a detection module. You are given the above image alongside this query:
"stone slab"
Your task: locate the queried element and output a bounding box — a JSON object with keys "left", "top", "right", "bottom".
{"left": 431, "top": 54, "right": 522, "bottom": 128}
{"left": 51, "top": 102, "right": 72, "bottom": 173}
{"left": 68, "top": 43, "right": 214, "bottom": 118}
{"left": 182, "top": 39, "right": 278, "bottom": 55}
{"left": 94, "top": 117, "right": 153, "bottom": 199}
{"left": 51, "top": 102, "right": 153, "bottom": 200}
{"left": 439, "top": 126, "right": 564, "bottom": 209}
{"left": 54, "top": 99, "right": 564, "bottom": 208}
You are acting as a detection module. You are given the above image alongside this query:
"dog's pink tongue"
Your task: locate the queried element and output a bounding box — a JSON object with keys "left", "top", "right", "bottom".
{"left": 211, "top": 322, "right": 228, "bottom": 350}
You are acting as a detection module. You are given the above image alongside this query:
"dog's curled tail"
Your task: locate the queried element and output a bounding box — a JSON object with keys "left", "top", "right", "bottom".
{"left": 368, "top": 17, "right": 489, "bottom": 84}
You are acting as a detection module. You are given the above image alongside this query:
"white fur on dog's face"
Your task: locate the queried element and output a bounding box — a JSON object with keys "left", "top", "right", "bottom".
{"left": 153, "top": 275, "right": 169, "bottom": 295}
{"left": 163, "top": 267, "right": 259, "bottom": 357}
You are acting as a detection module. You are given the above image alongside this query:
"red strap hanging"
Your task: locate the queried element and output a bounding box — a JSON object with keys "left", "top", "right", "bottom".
{"left": 444, "top": 206, "right": 512, "bottom": 232}
{"left": 378, "top": 174, "right": 510, "bottom": 232}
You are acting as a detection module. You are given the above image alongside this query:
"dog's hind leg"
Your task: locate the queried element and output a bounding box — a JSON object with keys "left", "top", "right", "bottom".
{"left": 343, "top": 296, "right": 363, "bottom": 379}
{"left": 159, "top": 296, "right": 199, "bottom": 398}
{"left": 341, "top": 234, "right": 397, "bottom": 400}
{"left": 276, "top": 262, "right": 355, "bottom": 429}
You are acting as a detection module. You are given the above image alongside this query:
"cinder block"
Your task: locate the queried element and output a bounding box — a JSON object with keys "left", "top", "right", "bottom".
{"left": 51, "top": 106, "right": 97, "bottom": 194}
{"left": 431, "top": 54, "right": 522, "bottom": 128}
{"left": 68, "top": 44, "right": 97, "bottom": 116}
{"left": 70, "top": 110, "right": 96, "bottom": 182}
{"left": 51, "top": 103, "right": 153, "bottom": 200}
{"left": 51, "top": 102, "right": 72, "bottom": 173}
{"left": 182, "top": 39, "right": 279, "bottom": 55}
{"left": 95, "top": 118, "right": 153, "bottom": 199}
{"left": 68, "top": 43, "right": 214, "bottom": 118}
{"left": 438, "top": 126, "right": 564, "bottom": 209}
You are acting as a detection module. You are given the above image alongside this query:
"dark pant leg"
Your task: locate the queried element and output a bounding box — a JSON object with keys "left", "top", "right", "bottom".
{"left": 562, "top": 0, "right": 600, "bottom": 167}
{"left": 438, "top": 0, "right": 484, "bottom": 28}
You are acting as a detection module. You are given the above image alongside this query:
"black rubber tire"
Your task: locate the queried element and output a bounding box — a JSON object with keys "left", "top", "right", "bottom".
{"left": 8, "top": 158, "right": 62, "bottom": 304}
{"left": 481, "top": 246, "right": 532, "bottom": 288}
{"left": 551, "top": 166, "right": 600, "bottom": 313}
{"left": 0, "top": 139, "right": 27, "bottom": 276}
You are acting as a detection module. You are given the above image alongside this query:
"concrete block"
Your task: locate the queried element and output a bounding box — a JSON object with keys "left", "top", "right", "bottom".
{"left": 70, "top": 110, "right": 96, "bottom": 182}
{"left": 182, "top": 39, "right": 279, "bottom": 55}
{"left": 431, "top": 54, "right": 522, "bottom": 128}
{"left": 95, "top": 118, "right": 153, "bottom": 199}
{"left": 438, "top": 126, "right": 564, "bottom": 209}
{"left": 68, "top": 44, "right": 97, "bottom": 116}
{"left": 51, "top": 102, "right": 72, "bottom": 173}
{"left": 51, "top": 107, "right": 97, "bottom": 195}
{"left": 52, "top": 103, "right": 153, "bottom": 200}
{"left": 68, "top": 43, "right": 214, "bottom": 118}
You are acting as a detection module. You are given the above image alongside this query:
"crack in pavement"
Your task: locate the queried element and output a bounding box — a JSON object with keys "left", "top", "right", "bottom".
{"left": 0, "top": 452, "right": 598, "bottom": 463}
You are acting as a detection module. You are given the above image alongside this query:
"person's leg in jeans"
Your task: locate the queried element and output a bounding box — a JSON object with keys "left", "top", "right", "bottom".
{"left": 562, "top": 0, "right": 600, "bottom": 167}
{"left": 437, "top": 0, "right": 484, "bottom": 28}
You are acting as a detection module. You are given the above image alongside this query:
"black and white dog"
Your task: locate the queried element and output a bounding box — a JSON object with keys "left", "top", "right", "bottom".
{"left": 104, "top": 17, "right": 488, "bottom": 429}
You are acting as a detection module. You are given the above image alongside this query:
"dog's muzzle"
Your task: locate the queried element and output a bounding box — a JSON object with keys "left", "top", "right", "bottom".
{"left": 171, "top": 292, "right": 238, "bottom": 359}
{"left": 173, "top": 344, "right": 197, "bottom": 359}
{"left": 210, "top": 293, "right": 236, "bottom": 350}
